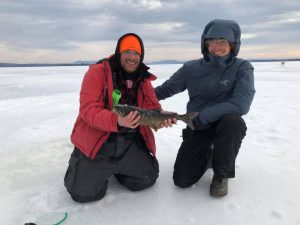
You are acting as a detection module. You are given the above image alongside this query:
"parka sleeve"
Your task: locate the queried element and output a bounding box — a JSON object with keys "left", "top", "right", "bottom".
{"left": 198, "top": 61, "right": 255, "bottom": 126}
{"left": 154, "top": 64, "right": 187, "bottom": 100}
{"left": 79, "top": 65, "right": 119, "bottom": 132}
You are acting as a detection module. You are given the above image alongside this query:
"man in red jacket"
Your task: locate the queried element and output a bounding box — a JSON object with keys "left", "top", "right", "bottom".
{"left": 64, "top": 33, "right": 172, "bottom": 203}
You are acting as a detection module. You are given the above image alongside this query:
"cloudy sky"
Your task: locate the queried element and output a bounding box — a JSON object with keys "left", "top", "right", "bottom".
{"left": 1, "top": 0, "right": 300, "bottom": 63}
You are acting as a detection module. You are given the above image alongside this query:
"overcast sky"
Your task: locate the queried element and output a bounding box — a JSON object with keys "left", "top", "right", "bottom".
{"left": 1, "top": 0, "right": 300, "bottom": 63}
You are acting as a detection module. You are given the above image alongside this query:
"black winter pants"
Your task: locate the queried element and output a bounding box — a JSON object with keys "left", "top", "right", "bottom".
{"left": 64, "top": 133, "right": 159, "bottom": 203}
{"left": 173, "top": 114, "right": 247, "bottom": 188}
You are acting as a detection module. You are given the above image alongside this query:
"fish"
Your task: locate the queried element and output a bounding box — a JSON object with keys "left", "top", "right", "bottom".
{"left": 113, "top": 104, "right": 199, "bottom": 130}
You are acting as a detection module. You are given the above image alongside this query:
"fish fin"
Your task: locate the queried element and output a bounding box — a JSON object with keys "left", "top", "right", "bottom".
{"left": 150, "top": 125, "right": 158, "bottom": 132}
{"left": 181, "top": 112, "right": 199, "bottom": 130}
{"left": 150, "top": 122, "right": 161, "bottom": 132}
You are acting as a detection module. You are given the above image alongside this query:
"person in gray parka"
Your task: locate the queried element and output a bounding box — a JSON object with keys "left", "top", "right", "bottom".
{"left": 155, "top": 19, "right": 255, "bottom": 197}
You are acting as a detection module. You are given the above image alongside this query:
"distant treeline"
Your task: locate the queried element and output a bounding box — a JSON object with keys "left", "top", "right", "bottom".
{"left": 248, "top": 59, "right": 300, "bottom": 62}
{"left": 0, "top": 58, "right": 299, "bottom": 67}
{"left": 0, "top": 63, "right": 88, "bottom": 67}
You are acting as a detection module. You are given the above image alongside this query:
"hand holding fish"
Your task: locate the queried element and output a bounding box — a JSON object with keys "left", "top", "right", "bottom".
{"left": 150, "top": 111, "right": 177, "bottom": 131}
{"left": 117, "top": 111, "right": 141, "bottom": 129}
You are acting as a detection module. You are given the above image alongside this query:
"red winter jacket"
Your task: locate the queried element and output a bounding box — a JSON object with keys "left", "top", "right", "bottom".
{"left": 70, "top": 59, "right": 162, "bottom": 159}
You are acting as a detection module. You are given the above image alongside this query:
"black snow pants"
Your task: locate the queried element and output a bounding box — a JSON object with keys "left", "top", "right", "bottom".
{"left": 64, "top": 132, "right": 159, "bottom": 203}
{"left": 173, "top": 114, "right": 247, "bottom": 188}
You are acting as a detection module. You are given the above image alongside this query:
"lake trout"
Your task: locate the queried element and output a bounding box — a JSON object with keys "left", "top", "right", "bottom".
{"left": 113, "top": 104, "right": 199, "bottom": 130}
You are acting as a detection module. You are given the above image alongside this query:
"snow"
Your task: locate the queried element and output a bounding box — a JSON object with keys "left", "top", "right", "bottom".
{"left": 1, "top": 62, "right": 300, "bottom": 225}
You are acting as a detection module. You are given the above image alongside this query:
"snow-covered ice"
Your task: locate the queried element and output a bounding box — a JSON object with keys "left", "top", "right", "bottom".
{"left": 0, "top": 62, "right": 299, "bottom": 225}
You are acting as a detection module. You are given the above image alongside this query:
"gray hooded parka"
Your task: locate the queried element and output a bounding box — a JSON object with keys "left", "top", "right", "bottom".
{"left": 154, "top": 19, "right": 255, "bottom": 129}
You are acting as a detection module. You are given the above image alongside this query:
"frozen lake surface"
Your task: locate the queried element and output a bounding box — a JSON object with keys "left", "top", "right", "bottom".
{"left": 0, "top": 62, "right": 299, "bottom": 225}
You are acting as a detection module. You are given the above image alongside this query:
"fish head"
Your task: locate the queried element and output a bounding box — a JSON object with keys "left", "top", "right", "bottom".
{"left": 113, "top": 104, "right": 131, "bottom": 117}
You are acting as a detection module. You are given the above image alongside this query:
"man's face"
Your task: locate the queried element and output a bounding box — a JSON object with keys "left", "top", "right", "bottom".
{"left": 206, "top": 38, "right": 231, "bottom": 57}
{"left": 120, "top": 50, "right": 141, "bottom": 73}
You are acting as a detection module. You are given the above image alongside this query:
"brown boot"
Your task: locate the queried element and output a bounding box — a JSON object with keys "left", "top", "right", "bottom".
{"left": 210, "top": 175, "right": 228, "bottom": 197}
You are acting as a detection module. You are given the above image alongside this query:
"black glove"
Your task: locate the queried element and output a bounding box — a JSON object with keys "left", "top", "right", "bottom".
{"left": 192, "top": 116, "right": 201, "bottom": 130}
{"left": 192, "top": 116, "right": 210, "bottom": 131}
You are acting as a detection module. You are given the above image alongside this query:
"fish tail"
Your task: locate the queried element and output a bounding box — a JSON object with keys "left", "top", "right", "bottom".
{"left": 180, "top": 112, "right": 199, "bottom": 130}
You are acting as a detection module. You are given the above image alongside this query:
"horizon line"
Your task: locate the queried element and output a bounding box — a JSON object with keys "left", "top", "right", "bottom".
{"left": 1, "top": 58, "right": 299, "bottom": 67}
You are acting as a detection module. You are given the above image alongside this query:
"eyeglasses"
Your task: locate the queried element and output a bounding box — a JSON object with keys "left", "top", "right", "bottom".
{"left": 205, "top": 38, "right": 229, "bottom": 47}
{"left": 121, "top": 50, "right": 140, "bottom": 56}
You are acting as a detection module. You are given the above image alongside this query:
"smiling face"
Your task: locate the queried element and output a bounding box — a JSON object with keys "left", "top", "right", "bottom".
{"left": 206, "top": 38, "right": 231, "bottom": 57}
{"left": 120, "top": 50, "right": 141, "bottom": 73}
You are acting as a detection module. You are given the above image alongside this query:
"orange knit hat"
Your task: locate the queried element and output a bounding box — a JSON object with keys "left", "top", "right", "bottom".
{"left": 119, "top": 35, "right": 142, "bottom": 55}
